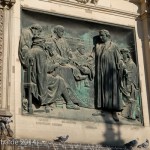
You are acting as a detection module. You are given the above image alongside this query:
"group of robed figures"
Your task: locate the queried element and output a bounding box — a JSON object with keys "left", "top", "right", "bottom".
{"left": 19, "top": 24, "right": 141, "bottom": 122}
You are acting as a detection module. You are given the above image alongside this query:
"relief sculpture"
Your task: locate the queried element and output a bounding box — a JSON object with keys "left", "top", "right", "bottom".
{"left": 92, "top": 29, "right": 125, "bottom": 122}
{"left": 92, "top": 30, "right": 142, "bottom": 122}
{"left": 19, "top": 24, "right": 80, "bottom": 113}
{"left": 19, "top": 10, "right": 143, "bottom": 124}
{"left": 120, "top": 48, "right": 141, "bottom": 121}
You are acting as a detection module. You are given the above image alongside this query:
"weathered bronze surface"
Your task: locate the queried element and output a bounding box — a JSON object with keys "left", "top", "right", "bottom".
{"left": 120, "top": 48, "right": 142, "bottom": 121}
{"left": 19, "top": 9, "right": 142, "bottom": 125}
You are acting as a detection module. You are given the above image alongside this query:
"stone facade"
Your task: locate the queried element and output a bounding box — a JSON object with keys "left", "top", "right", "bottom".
{"left": 0, "top": 0, "right": 150, "bottom": 149}
{"left": 0, "top": 1, "right": 15, "bottom": 147}
{"left": 140, "top": 0, "right": 150, "bottom": 119}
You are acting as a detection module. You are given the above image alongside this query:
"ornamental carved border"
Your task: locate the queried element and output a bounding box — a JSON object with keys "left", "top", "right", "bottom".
{"left": 75, "top": 0, "right": 99, "bottom": 4}
{"left": 0, "top": 8, "right": 3, "bottom": 108}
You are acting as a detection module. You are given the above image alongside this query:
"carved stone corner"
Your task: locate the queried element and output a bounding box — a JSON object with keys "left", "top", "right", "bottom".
{"left": 0, "top": 110, "right": 13, "bottom": 140}
{"left": 0, "top": 0, "right": 16, "bottom": 9}
{"left": 0, "top": 110, "right": 12, "bottom": 117}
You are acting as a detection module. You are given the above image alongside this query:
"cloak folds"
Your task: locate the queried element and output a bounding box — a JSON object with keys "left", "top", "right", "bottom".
{"left": 18, "top": 28, "right": 33, "bottom": 67}
{"left": 29, "top": 45, "right": 79, "bottom": 106}
{"left": 95, "top": 41, "right": 122, "bottom": 111}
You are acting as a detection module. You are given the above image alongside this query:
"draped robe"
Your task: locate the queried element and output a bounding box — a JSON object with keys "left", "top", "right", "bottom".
{"left": 51, "top": 37, "right": 88, "bottom": 81}
{"left": 95, "top": 41, "right": 122, "bottom": 111}
{"left": 29, "top": 45, "right": 70, "bottom": 105}
{"left": 18, "top": 28, "right": 33, "bottom": 67}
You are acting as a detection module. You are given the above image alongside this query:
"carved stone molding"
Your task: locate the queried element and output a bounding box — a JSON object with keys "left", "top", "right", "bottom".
{"left": 0, "top": 110, "right": 13, "bottom": 139}
{"left": 37, "top": 0, "right": 139, "bottom": 18}
{"left": 0, "top": 9, "right": 4, "bottom": 108}
{"left": 75, "top": 0, "right": 99, "bottom": 4}
{"left": 0, "top": 0, "right": 16, "bottom": 8}
{"left": 0, "top": 9, "right": 13, "bottom": 139}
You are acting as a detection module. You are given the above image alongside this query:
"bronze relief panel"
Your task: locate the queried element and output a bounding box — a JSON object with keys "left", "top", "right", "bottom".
{"left": 19, "top": 9, "right": 143, "bottom": 125}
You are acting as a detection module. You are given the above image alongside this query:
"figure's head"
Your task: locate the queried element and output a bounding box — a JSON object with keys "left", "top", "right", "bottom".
{"left": 120, "top": 48, "right": 131, "bottom": 60}
{"left": 77, "top": 42, "right": 85, "bottom": 55}
{"left": 30, "top": 24, "right": 42, "bottom": 37}
{"left": 99, "top": 29, "right": 110, "bottom": 43}
{"left": 53, "top": 25, "right": 65, "bottom": 38}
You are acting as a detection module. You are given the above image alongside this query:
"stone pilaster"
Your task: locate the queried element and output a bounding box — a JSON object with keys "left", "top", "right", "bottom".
{"left": 0, "top": 1, "right": 16, "bottom": 109}
{"left": 140, "top": 0, "right": 150, "bottom": 123}
{"left": 0, "top": 8, "right": 4, "bottom": 108}
{"left": 0, "top": 2, "right": 15, "bottom": 140}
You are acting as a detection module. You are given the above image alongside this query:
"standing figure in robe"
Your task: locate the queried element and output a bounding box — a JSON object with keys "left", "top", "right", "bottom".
{"left": 93, "top": 29, "right": 124, "bottom": 121}
{"left": 120, "top": 48, "right": 140, "bottom": 120}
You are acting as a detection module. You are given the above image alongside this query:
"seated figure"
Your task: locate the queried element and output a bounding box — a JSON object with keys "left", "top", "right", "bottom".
{"left": 18, "top": 24, "right": 42, "bottom": 68}
{"left": 22, "top": 36, "right": 80, "bottom": 111}
{"left": 50, "top": 25, "right": 93, "bottom": 82}
{"left": 69, "top": 42, "right": 94, "bottom": 86}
